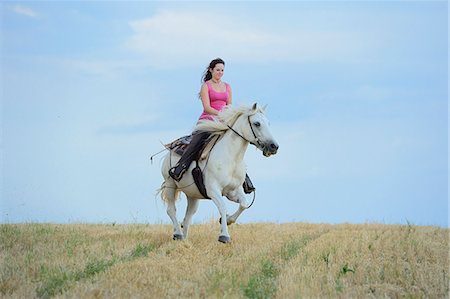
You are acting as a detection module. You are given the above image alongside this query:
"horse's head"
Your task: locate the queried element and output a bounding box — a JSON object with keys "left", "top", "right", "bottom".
{"left": 244, "top": 103, "right": 279, "bottom": 157}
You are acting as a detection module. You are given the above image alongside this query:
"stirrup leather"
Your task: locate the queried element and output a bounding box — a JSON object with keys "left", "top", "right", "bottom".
{"left": 169, "top": 164, "right": 187, "bottom": 181}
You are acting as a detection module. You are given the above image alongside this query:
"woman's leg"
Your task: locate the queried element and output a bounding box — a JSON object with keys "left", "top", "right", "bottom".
{"left": 169, "top": 131, "right": 211, "bottom": 181}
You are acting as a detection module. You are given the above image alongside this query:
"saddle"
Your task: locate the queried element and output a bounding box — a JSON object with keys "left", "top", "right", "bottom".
{"left": 165, "top": 134, "right": 220, "bottom": 159}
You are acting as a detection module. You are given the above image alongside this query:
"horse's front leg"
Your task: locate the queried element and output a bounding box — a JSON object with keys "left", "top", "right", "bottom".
{"left": 209, "top": 189, "right": 231, "bottom": 243}
{"left": 226, "top": 188, "right": 248, "bottom": 225}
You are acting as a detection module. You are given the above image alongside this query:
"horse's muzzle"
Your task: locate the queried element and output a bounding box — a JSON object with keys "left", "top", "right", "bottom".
{"left": 263, "top": 142, "right": 279, "bottom": 157}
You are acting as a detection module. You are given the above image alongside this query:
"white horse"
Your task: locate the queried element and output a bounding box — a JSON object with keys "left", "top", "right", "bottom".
{"left": 159, "top": 103, "right": 279, "bottom": 243}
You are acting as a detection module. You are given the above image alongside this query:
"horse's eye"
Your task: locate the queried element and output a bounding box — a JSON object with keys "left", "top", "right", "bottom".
{"left": 254, "top": 122, "right": 261, "bottom": 127}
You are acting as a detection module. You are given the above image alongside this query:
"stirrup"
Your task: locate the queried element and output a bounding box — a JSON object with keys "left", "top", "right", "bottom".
{"left": 243, "top": 176, "right": 255, "bottom": 194}
{"left": 243, "top": 182, "right": 255, "bottom": 194}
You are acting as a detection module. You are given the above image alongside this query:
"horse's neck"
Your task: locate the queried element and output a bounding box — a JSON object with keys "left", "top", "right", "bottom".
{"left": 216, "top": 117, "right": 249, "bottom": 163}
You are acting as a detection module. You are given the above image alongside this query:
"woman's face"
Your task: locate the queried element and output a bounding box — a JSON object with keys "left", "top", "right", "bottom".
{"left": 210, "top": 63, "right": 224, "bottom": 81}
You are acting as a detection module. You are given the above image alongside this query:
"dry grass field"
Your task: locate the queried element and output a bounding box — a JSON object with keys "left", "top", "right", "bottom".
{"left": 1, "top": 222, "right": 448, "bottom": 298}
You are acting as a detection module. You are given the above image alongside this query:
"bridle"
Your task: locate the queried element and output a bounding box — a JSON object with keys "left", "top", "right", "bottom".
{"left": 226, "top": 115, "right": 262, "bottom": 148}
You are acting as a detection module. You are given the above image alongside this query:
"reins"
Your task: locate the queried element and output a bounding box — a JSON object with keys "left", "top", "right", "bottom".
{"left": 226, "top": 115, "right": 259, "bottom": 146}
{"left": 247, "top": 190, "right": 256, "bottom": 209}
{"left": 150, "top": 147, "right": 167, "bottom": 164}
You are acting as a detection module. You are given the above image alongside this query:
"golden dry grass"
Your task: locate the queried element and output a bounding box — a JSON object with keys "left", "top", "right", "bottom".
{"left": 1, "top": 222, "right": 448, "bottom": 298}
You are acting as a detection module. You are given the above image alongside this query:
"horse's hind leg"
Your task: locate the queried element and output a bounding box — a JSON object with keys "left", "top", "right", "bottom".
{"left": 165, "top": 187, "right": 183, "bottom": 240}
{"left": 181, "top": 198, "right": 199, "bottom": 240}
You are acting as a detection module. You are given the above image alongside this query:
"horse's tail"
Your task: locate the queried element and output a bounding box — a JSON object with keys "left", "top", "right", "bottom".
{"left": 156, "top": 181, "right": 180, "bottom": 203}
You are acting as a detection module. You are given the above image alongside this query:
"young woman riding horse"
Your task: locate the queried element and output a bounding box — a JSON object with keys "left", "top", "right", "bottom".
{"left": 160, "top": 104, "right": 279, "bottom": 243}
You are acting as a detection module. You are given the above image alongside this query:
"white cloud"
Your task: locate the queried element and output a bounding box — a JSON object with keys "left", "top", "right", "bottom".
{"left": 125, "top": 9, "right": 370, "bottom": 68}
{"left": 11, "top": 5, "right": 38, "bottom": 18}
{"left": 125, "top": 9, "right": 281, "bottom": 68}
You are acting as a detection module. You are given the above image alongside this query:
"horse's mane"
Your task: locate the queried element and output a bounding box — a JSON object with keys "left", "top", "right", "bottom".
{"left": 194, "top": 104, "right": 264, "bottom": 136}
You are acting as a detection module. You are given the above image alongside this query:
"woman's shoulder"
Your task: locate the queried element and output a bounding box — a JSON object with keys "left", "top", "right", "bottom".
{"left": 201, "top": 82, "right": 209, "bottom": 89}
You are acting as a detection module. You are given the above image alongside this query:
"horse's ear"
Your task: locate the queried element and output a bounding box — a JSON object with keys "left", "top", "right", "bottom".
{"left": 252, "top": 103, "right": 258, "bottom": 111}
{"left": 262, "top": 104, "right": 268, "bottom": 112}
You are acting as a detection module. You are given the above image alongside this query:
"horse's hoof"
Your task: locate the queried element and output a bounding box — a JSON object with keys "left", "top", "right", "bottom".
{"left": 173, "top": 234, "right": 183, "bottom": 240}
{"left": 218, "top": 235, "right": 231, "bottom": 243}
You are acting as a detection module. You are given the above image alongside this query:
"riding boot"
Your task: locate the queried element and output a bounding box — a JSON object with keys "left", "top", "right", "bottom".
{"left": 169, "top": 131, "right": 211, "bottom": 181}
{"left": 243, "top": 173, "right": 256, "bottom": 194}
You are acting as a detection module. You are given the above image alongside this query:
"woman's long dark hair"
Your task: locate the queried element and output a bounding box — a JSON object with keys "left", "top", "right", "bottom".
{"left": 201, "top": 58, "right": 225, "bottom": 82}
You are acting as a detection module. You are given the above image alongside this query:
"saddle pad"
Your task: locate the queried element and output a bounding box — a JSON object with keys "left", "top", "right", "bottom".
{"left": 165, "top": 135, "right": 192, "bottom": 156}
{"left": 165, "top": 133, "right": 222, "bottom": 160}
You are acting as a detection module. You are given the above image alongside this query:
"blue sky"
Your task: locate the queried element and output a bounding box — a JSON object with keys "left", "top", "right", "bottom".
{"left": 1, "top": 1, "right": 448, "bottom": 226}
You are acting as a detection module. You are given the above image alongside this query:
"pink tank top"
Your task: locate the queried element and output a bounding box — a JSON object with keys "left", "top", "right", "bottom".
{"left": 199, "top": 81, "right": 229, "bottom": 120}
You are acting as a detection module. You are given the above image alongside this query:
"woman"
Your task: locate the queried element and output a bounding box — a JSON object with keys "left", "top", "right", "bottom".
{"left": 169, "top": 58, "right": 230, "bottom": 181}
